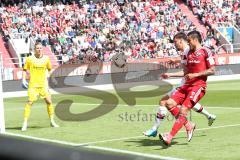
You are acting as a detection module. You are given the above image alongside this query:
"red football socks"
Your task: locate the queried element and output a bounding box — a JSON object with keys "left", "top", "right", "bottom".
{"left": 169, "top": 106, "right": 180, "bottom": 117}
{"left": 170, "top": 115, "right": 187, "bottom": 137}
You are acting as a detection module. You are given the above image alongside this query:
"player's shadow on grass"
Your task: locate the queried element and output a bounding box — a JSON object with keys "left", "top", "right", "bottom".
{"left": 6, "top": 126, "right": 45, "bottom": 130}
{"left": 125, "top": 134, "right": 207, "bottom": 149}
{"left": 124, "top": 138, "right": 179, "bottom": 149}
{"left": 174, "top": 134, "right": 207, "bottom": 140}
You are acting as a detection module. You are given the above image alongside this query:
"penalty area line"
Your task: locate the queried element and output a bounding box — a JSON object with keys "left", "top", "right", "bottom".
{"left": 4, "top": 132, "right": 79, "bottom": 146}
{"left": 4, "top": 124, "right": 240, "bottom": 160}
{"left": 5, "top": 103, "right": 240, "bottom": 111}
{"left": 4, "top": 133, "right": 183, "bottom": 160}
{"left": 69, "top": 104, "right": 240, "bottom": 110}
{"left": 86, "top": 145, "right": 184, "bottom": 160}
{"left": 76, "top": 123, "right": 240, "bottom": 146}
{"left": 6, "top": 124, "right": 240, "bottom": 147}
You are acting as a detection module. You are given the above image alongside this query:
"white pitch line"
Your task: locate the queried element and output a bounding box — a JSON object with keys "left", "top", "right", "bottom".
{"left": 86, "top": 146, "right": 184, "bottom": 160}
{"left": 4, "top": 103, "right": 240, "bottom": 111}
{"left": 205, "top": 107, "right": 240, "bottom": 110}
{"left": 4, "top": 123, "right": 240, "bottom": 160}
{"left": 4, "top": 132, "right": 182, "bottom": 160}
{"left": 76, "top": 123, "right": 240, "bottom": 146}
{"left": 69, "top": 104, "right": 240, "bottom": 110}
{"left": 77, "top": 135, "right": 144, "bottom": 146}
{"left": 86, "top": 123, "right": 239, "bottom": 160}
{"left": 5, "top": 132, "right": 79, "bottom": 146}
{"left": 195, "top": 124, "right": 240, "bottom": 131}
{"left": 4, "top": 133, "right": 183, "bottom": 160}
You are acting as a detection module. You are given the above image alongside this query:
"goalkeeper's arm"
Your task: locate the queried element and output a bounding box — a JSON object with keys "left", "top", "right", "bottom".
{"left": 22, "top": 70, "right": 29, "bottom": 89}
{"left": 48, "top": 69, "right": 58, "bottom": 86}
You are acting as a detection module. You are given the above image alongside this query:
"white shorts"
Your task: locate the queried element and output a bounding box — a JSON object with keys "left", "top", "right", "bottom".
{"left": 167, "top": 87, "right": 177, "bottom": 97}
{"left": 166, "top": 78, "right": 185, "bottom": 97}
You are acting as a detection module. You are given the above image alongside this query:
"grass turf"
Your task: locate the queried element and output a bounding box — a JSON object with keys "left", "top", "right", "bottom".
{"left": 3, "top": 80, "right": 240, "bottom": 159}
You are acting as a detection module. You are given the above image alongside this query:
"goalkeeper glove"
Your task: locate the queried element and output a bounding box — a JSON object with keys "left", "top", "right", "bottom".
{"left": 22, "top": 79, "right": 29, "bottom": 89}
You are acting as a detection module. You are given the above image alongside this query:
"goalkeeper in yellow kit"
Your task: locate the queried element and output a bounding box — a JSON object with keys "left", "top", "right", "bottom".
{"left": 21, "top": 42, "right": 59, "bottom": 131}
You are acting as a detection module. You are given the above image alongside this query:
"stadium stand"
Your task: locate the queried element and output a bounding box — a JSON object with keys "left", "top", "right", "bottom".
{"left": 186, "top": 0, "right": 240, "bottom": 28}
{"left": 0, "top": 36, "right": 16, "bottom": 68}
{"left": 0, "top": 0, "right": 217, "bottom": 65}
{"left": 175, "top": 0, "right": 207, "bottom": 36}
{"left": 0, "top": 0, "right": 239, "bottom": 77}
{"left": 42, "top": 46, "right": 59, "bottom": 66}
{"left": 0, "top": 1, "right": 240, "bottom": 160}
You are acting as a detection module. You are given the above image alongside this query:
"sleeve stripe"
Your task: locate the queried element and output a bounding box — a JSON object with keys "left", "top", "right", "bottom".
{"left": 207, "top": 57, "right": 215, "bottom": 65}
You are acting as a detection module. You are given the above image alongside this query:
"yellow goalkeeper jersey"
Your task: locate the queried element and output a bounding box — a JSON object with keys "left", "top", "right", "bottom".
{"left": 23, "top": 55, "right": 51, "bottom": 88}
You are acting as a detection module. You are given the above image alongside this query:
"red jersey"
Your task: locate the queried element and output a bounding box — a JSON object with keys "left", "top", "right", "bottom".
{"left": 185, "top": 47, "right": 215, "bottom": 86}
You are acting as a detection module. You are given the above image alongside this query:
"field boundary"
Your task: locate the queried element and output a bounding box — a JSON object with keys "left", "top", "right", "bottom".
{"left": 75, "top": 123, "right": 240, "bottom": 146}
{"left": 5, "top": 104, "right": 240, "bottom": 111}
{"left": 5, "top": 123, "right": 240, "bottom": 159}
{"left": 6, "top": 123, "right": 240, "bottom": 146}
{"left": 3, "top": 75, "right": 240, "bottom": 98}
{"left": 3, "top": 77, "right": 240, "bottom": 159}
{"left": 86, "top": 145, "right": 184, "bottom": 160}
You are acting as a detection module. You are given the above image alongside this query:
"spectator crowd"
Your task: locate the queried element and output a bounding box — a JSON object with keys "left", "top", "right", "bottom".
{"left": 0, "top": 0, "right": 238, "bottom": 64}
{"left": 187, "top": 0, "right": 240, "bottom": 47}
{"left": 187, "top": 0, "right": 240, "bottom": 28}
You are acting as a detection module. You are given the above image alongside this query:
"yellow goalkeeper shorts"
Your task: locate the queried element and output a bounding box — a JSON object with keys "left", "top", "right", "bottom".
{"left": 28, "top": 87, "right": 50, "bottom": 102}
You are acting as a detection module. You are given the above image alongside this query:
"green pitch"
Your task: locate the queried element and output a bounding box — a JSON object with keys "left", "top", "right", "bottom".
{"left": 4, "top": 80, "right": 240, "bottom": 159}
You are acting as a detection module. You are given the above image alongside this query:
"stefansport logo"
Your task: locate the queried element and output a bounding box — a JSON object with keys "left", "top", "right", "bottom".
{"left": 49, "top": 60, "right": 173, "bottom": 121}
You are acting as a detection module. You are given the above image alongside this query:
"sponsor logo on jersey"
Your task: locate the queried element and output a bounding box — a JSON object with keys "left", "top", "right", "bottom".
{"left": 189, "top": 59, "right": 200, "bottom": 63}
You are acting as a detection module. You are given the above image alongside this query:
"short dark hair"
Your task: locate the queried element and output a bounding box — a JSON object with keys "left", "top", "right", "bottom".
{"left": 187, "top": 30, "right": 202, "bottom": 43}
{"left": 34, "top": 41, "right": 42, "bottom": 47}
{"left": 173, "top": 32, "right": 187, "bottom": 41}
